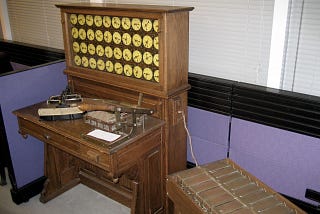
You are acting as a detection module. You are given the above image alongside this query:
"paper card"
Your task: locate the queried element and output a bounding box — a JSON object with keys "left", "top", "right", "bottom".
{"left": 86, "top": 129, "right": 121, "bottom": 142}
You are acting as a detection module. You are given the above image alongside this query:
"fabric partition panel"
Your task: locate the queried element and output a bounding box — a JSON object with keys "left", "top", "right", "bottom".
{"left": 0, "top": 61, "right": 67, "bottom": 188}
{"left": 229, "top": 117, "right": 320, "bottom": 205}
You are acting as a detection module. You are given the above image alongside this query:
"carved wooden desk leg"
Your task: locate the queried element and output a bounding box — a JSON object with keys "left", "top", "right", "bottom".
{"left": 40, "top": 144, "right": 80, "bottom": 203}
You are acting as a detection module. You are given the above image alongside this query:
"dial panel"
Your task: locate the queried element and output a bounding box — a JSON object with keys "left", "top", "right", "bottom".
{"left": 69, "top": 14, "right": 160, "bottom": 83}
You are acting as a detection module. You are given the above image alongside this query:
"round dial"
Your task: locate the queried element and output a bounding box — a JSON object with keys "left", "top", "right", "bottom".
{"left": 114, "top": 62, "right": 123, "bottom": 74}
{"left": 154, "top": 70, "right": 159, "bottom": 82}
{"left": 132, "top": 18, "right": 141, "bottom": 31}
{"left": 122, "top": 17, "right": 131, "bottom": 30}
{"left": 154, "top": 36, "right": 159, "bottom": 50}
{"left": 94, "top": 15, "right": 102, "bottom": 27}
{"left": 78, "top": 14, "right": 85, "bottom": 25}
{"left": 133, "top": 50, "right": 142, "bottom": 63}
{"left": 133, "top": 66, "right": 142, "bottom": 78}
{"left": 105, "top": 46, "right": 113, "bottom": 58}
{"left": 97, "top": 59, "right": 105, "bottom": 71}
{"left": 153, "top": 54, "right": 159, "bottom": 67}
{"left": 82, "top": 56, "right": 89, "bottom": 67}
{"left": 71, "top": 27, "right": 78, "bottom": 39}
{"left": 153, "top": 20, "right": 159, "bottom": 32}
{"left": 96, "top": 45, "right": 104, "bottom": 56}
{"left": 74, "top": 55, "right": 81, "bottom": 66}
{"left": 70, "top": 14, "right": 77, "bottom": 25}
{"left": 95, "top": 30, "right": 103, "bottom": 42}
{"left": 86, "top": 15, "right": 93, "bottom": 26}
{"left": 143, "top": 35, "right": 153, "bottom": 49}
{"left": 142, "top": 19, "right": 152, "bottom": 32}
{"left": 133, "top": 34, "right": 142, "bottom": 47}
{"left": 112, "top": 17, "right": 121, "bottom": 29}
{"left": 106, "top": 61, "right": 114, "bottom": 72}
{"left": 87, "top": 29, "right": 95, "bottom": 41}
{"left": 113, "top": 47, "right": 122, "bottom": 60}
{"left": 89, "top": 58, "right": 97, "bottom": 69}
{"left": 88, "top": 44, "right": 95, "bottom": 55}
{"left": 143, "top": 52, "right": 153, "bottom": 65}
{"left": 79, "top": 28, "right": 86, "bottom": 40}
{"left": 113, "top": 32, "right": 121, "bottom": 44}
{"left": 104, "top": 31, "right": 112, "bottom": 43}
{"left": 72, "top": 42, "right": 80, "bottom": 53}
{"left": 103, "top": 16, "right": 111, "bottom": 28}
{"left": 80, "top": 42, "right": 87, "bottom": 54}
{"left": 122, "top": 33, "right": 131, "bottom": 46}
{"left": 123, "top": 49, "right": 132, "bottom": 61}
{"left": 143, "top": 68, "right": 153, "bottom": 80}
{"left": 124, "top": 64, "right": 133, "bottom": 77}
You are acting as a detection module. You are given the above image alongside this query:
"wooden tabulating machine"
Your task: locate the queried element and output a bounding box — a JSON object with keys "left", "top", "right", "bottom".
{"left": 167, "top": 159, "right": 306, "bottom": 214}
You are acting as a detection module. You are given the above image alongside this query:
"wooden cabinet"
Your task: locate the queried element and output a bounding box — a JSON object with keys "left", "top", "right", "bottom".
{"left": 14, "top": 3, "right": 193, "bottom": 214}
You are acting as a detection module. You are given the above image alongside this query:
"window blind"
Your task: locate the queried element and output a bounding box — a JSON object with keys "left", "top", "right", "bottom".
{"left": 7, "top": 0, "right": 89, "bottom": 50}
{"left": 281, "top": 0, "right": 320, "bottom": 96}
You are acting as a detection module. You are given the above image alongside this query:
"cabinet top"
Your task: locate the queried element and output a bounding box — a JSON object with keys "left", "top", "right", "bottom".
{"left": 56, "top": 3, "right": 194, "bottom": 13}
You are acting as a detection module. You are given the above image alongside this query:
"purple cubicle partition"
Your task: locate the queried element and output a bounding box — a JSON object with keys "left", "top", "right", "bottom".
{"left": 187, "top": 107, "right": 229, "bottom": 165}
{"left": 0, "top": 61, "right": 67, "bottom": 188}
{"left": 229, "top": 118, "right": 320, "bottom": 205}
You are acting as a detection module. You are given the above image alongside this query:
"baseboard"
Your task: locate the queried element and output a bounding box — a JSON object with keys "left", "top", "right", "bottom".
{"left": 10, "top": 176, "right": 46, "bottom": 205}
{"left": 282, "top": 194, "right": 320, "bottom": 214}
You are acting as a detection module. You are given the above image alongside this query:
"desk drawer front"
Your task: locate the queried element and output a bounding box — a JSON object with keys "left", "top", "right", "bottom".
{"left": 80, "top": 144, "right": 111, "bottom": 169}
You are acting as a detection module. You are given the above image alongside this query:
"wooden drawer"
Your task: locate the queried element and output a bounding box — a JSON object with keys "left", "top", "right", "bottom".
{"left": 80, "top": 144, "right": 111, "bottom": 170}
{"left": 18, "top": 118, "right": 80, "bottom": 154}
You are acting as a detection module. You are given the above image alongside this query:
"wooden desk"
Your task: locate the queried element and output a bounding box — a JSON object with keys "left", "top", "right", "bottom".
{"left": 14, "top": 102, "right": 165, "bottom": 213}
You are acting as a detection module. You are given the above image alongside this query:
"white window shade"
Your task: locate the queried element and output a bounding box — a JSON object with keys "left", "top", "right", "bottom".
{"left": 281, "top": 0, "right": 320, "bottom": 96}
{"left": 7, "top": 0, "right": 89, "bottom": 50}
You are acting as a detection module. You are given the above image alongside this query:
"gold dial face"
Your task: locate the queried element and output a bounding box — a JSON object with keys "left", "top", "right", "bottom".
{"left": 78, "top": 14, "right": 85, "bottom": 25}
{"left": 94, "top": 15, "right": 102, "bottom": 27}
{"left": 112, "top": 17, "right": 121, "bottom": 29}
{"left": 143, "top": 68, "right": 153, "bottom": 80}
{"left": 122, "top": 33, "right": 131, "bottom": 46}
{"left": 88, "top": 44, "right": 95, "bottom": 55}
{"left": 86, "top": 15, "right": 93, "bottom": 26}
{"left": 133, "top": 66, "right": 142, "bottom": 78}
{"left": 132, "top": 18, "right": 141, "bottom": 31}
{"left": 95, "top": 30, "right": 103, "bottom": 42}
{"left": 96, "top": 45, "right": 104, "bottom": 56}
{"left": 103, "top": 16, "right": 111, "bottom": 28}
{"left": 153, "top": 54, "right": 159, "bottom": 67}
{"left": 154, "top": 70, "right": 159, "bottom": 82}
{"left": 89, "top": 58, "right": 97, "bottom": 69}
{"left": 106, "top": 61, "right": 113, "bottom": 72}
{"left": 105, "top": 46, "right": 113, "bottom": 58}
{"left": 80, "top": 42, "right": 87, "bottom": 54}
{"left": 154, "top": 36, "right": 159, "bottom": 50}
{"left": 82, "top": 56, "right": 89, "bottom": 67}
{"left": 74, "top": 55, "right": 81, "bottom": 66}
{"left": 123, "top": 49, "right": 132, "bottom": 61}
{"left": 153, "top": 20, "right": 159, "bottom": 32}
{"left": 121, "top": 17, "right": 131, "bottom": 30}
{"left": 97, "top": 59, "right": 105, "bottom": 71}
{"left": 143, "top": 35, "right": 153, "bottom": 49}
{"left": 133, "top": 50, "right": 142, "bottom": 63}
{"left": 79, "top": 28, "right": 86, "bottom": 40}
{"left": 132, "top": 34, "right": 142, "bottom": 47}
{"left": 104, "top": 31, "right": 112, "bottom": 43}
{"left": 113, "top": 32, "right": 121, "bottom": 44}
{"left": 142, "top": 19, "right": 152, "bottom": 32}
{"left": 114, "top": 62, "right": 123, "bottom": 74}
{"left": 70, "top": 14, "right": 77, "bottom": 25}
{"left": 113, "top": 47, "right": 122, "bottom": 60}
{"left": 124, "top": 64, "right": 133, "bottom": 77}
{"left": 72, "top": 42, "right": 80, "bottom": 53}
{"left": 71, "top": 27, "right": 78, "bottom": 39}
{"left": 87, "top": 29, "right": 95, "bottom": 41}
{"left": 143, "top": 52, "right": 153, "bottom": 65}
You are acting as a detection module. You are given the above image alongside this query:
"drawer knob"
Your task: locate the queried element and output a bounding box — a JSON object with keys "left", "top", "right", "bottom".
{"left": 44, "top": 135, "right": 50, "bottom": 140}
